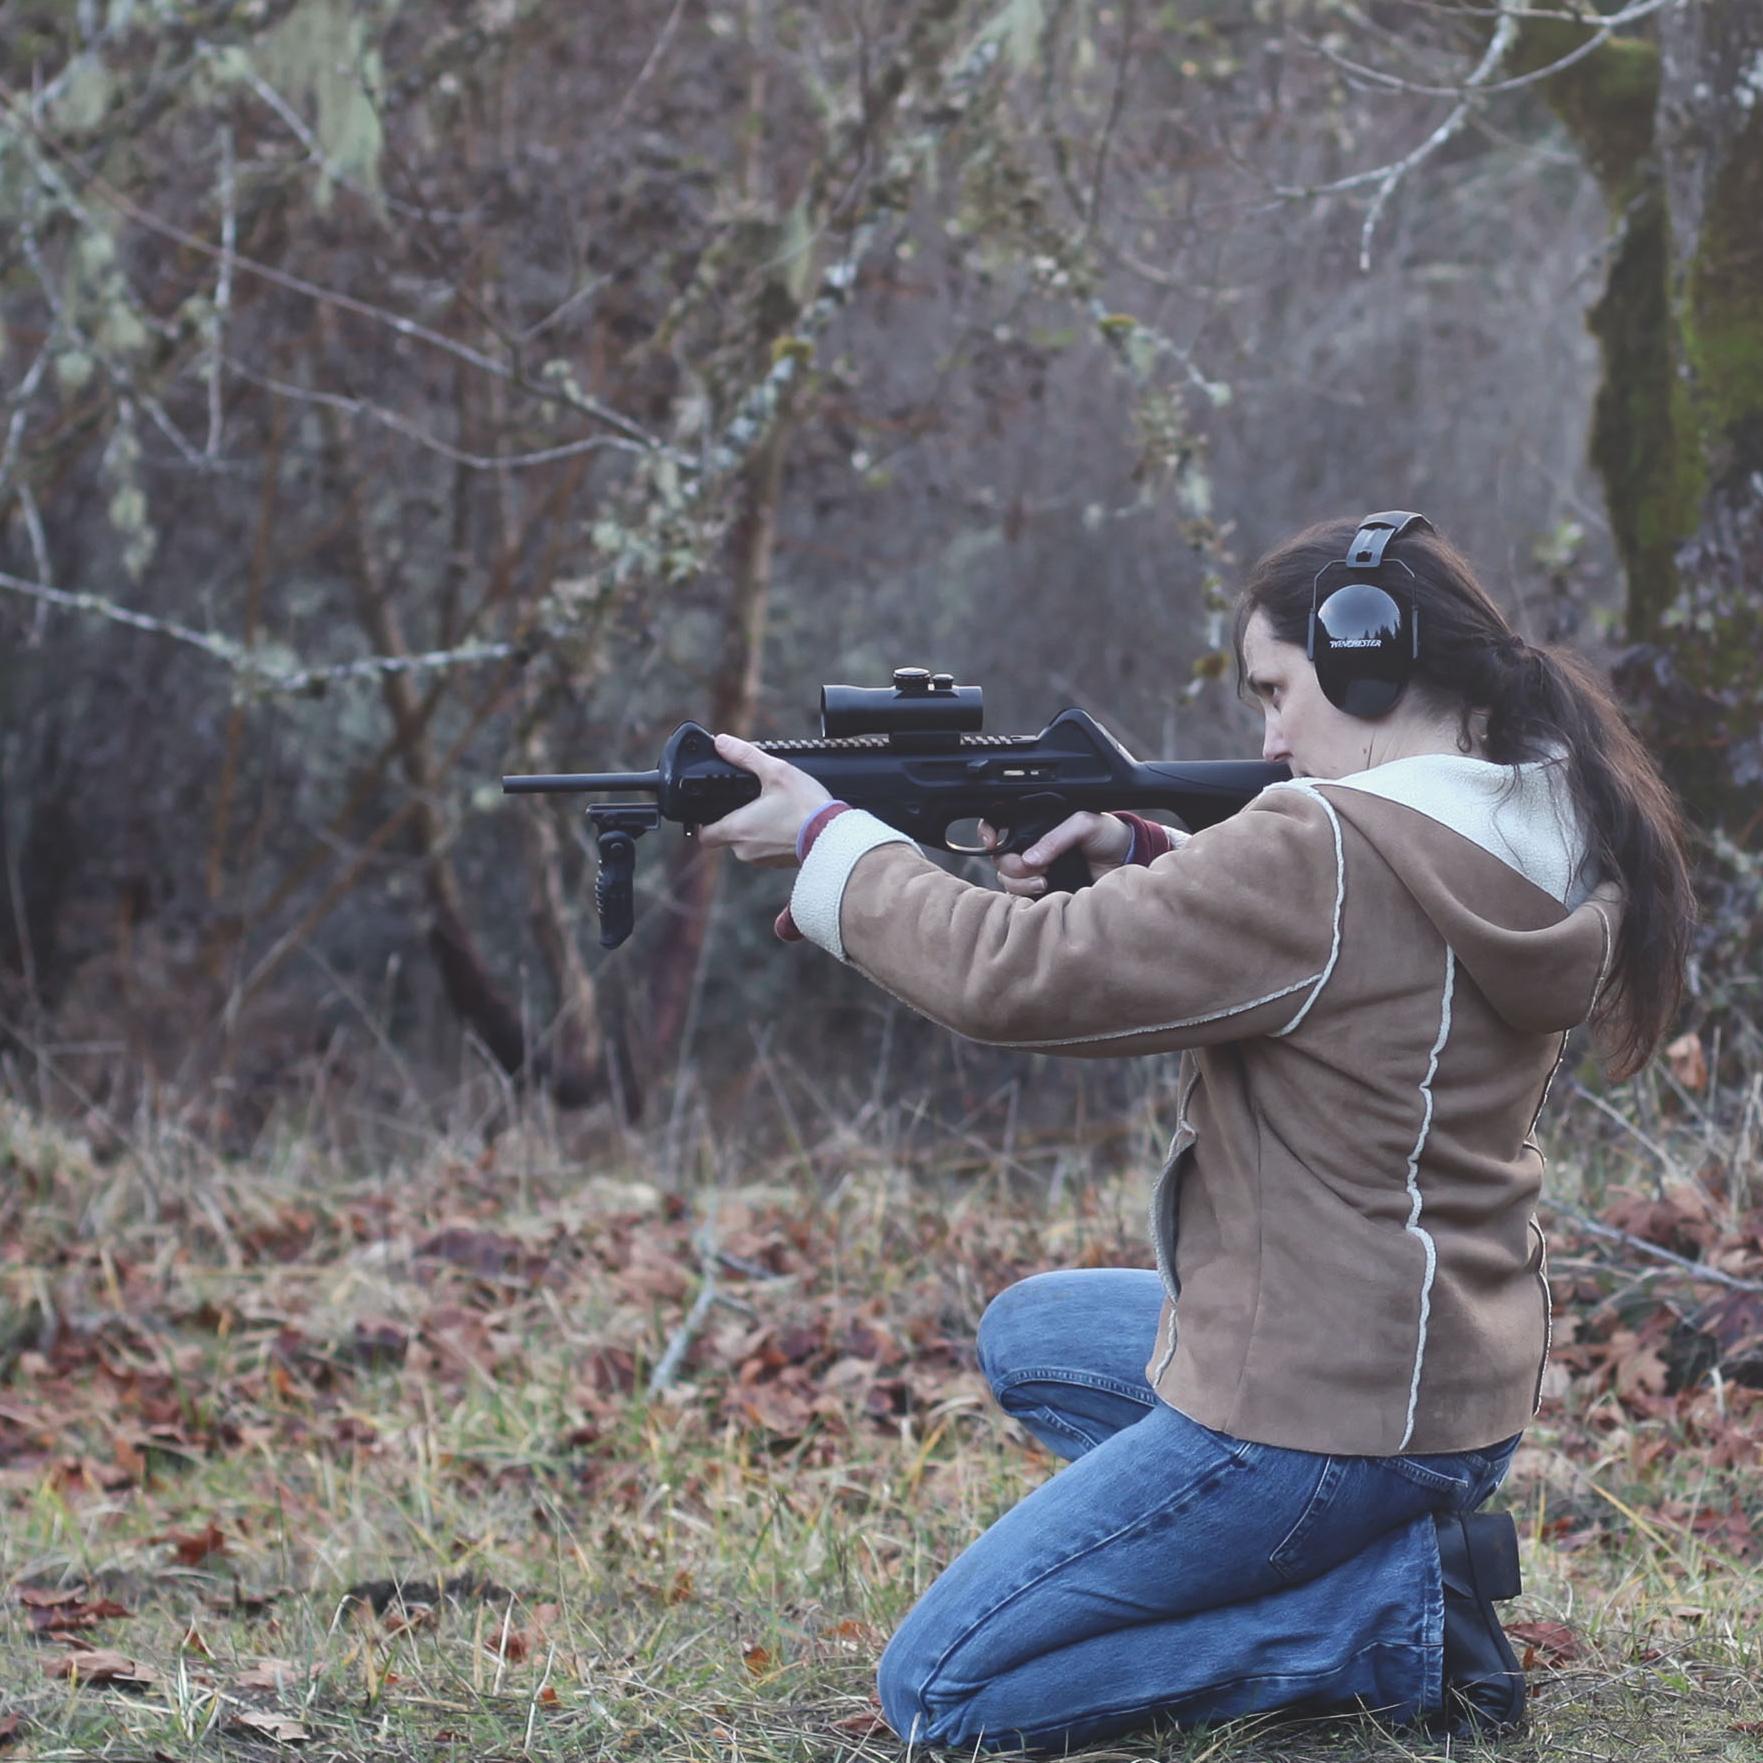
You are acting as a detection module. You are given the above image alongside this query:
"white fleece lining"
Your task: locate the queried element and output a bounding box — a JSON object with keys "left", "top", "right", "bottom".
{"left": 1399, "top": 945, "right": 1454, "bottom": 1452}
{"left": 789, "top": 810, "right": 914, "bottom": 960}
{"left": 1266, "top": 781, "right": 1346, "bottom": 1037}
{"left": 1324, "top": 750, "right": 1594, "bottom": 906}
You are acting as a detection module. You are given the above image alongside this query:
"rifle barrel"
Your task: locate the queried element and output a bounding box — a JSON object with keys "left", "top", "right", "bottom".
{"left": 501, "top": 770, "right": 663, "bottom": 794}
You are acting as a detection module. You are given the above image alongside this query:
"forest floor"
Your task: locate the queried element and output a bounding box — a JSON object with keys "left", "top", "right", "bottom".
{"left": 2, "top": 1048, "right": 1761, "bottom": 1762}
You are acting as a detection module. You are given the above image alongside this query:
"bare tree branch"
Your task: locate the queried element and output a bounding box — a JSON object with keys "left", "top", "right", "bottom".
{"left": 0, "top": 567, "right": 524, "bottom": 693}
{"left": 0, "top": 79, "right": 666, "bottom": 452}
{"left": 1302, "top": 0, "right": 1678, "bottom": 104}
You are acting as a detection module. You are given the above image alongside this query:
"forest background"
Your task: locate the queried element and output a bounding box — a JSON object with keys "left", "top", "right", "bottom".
{"left": 2, "top": 1, "right": 1762, "bottom": 1758}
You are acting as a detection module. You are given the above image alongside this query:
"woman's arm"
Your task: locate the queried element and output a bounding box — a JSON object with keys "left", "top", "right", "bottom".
{"left": 701, "top": 732, "right": 1346, "bottom": 1056}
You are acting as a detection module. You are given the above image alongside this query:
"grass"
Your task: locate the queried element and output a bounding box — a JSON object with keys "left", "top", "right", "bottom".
{"left": 2, "top": 1048, "right": 1761, "bottom": 1760}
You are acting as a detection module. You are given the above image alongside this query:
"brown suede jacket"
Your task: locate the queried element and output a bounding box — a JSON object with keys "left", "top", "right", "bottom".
{"left": 784, "top": 752, "right": 1620, "bottom": 1455}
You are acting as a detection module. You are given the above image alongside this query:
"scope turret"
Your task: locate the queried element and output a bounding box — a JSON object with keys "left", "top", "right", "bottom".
{"left": 820, "top": 668, "right": 983, "bottom": 739}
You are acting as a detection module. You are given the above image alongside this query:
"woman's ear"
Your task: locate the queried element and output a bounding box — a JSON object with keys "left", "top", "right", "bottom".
{"left": 1455, "top": 705, "right": 1491, "bottom": 755}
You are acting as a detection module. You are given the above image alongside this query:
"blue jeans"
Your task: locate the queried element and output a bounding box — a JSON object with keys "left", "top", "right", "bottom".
{"left": 877, "top": 1269, "right": 1519, "bottom": 1752}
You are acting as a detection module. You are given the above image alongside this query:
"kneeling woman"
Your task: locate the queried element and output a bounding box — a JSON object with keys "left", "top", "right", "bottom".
{"left": 701, "top": 513, "right": 1693, "bottom": 1749}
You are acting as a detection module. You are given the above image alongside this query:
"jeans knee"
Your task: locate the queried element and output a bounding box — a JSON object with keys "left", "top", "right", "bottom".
{"left": 875, "top": 1625, "right": 931, "bottom": 1747}
{"left": 975, "top": 1273, "right": 1048, "bottom": 1394}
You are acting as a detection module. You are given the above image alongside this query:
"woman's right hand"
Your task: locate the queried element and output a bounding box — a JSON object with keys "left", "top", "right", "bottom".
{"left": 977, "top": 812, "right": 1134, "bottom": 896}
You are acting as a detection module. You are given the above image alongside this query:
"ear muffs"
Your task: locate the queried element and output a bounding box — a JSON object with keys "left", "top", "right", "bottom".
{"left": 1306, "top": 510, "right": 1433, "bottom": 718}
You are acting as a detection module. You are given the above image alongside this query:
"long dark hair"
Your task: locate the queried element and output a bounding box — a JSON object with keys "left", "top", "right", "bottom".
{"left": 1232, "top": 517, "right": 1694, "bottom": 1081}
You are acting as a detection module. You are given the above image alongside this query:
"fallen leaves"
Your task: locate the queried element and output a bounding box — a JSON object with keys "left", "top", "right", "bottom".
{"left": 228, "top": 1709, "right": 309, "bottom": 1744}
{"left": 1665, "top": 1032, "right": 1708, "bottom": 1092}
{"left": 16, "top": 1586, "right": 132, "bottom": 1634}
{"left": 1506, "top": 1620, "right": 1583, "bottom": 1669}
{"left": 43, "top": 1647, "right": 160, "bottom": 1688}
{"left": 830, "top": 1705, "right": 893, "bottom": 1737}
{"left": 159, "top": 1520, "right": 228, "bottom": 1566}
{"left": 231, "top": 1659, "right": 303, "bottom": 1694}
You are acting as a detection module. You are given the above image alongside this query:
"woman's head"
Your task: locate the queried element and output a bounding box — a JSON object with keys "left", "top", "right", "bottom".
{"left": 1238, "top": 606, "right": 1476, "bottom": 779}
{"left": 1231, "top": 516, "right": 1696, "bottom": 1080}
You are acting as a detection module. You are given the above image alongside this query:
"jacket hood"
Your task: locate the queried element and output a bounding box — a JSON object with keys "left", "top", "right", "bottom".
{"left": 1293, "top": 751, "right": 1618, "bottom": 1035}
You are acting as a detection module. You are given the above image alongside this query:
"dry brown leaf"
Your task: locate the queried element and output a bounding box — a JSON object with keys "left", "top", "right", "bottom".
{"left": 736, "top": 1381, "right": 814, "bottom": 1439}
{"left": 17, "top": 1586, "right": 83, "bottom": 1609}
{"left": 1506, "top": 1619, "right": 1582, "bottom": 1668}
{"left": 483, "top": 1625, "right": 530, "bottom": 1662}
{"left": 742, "top": 1643, "right": 775, "bottom": 1678}
{"left": 229, "top": 1710, "right": 308, "bottom": 1744}
{"left": 231, "top": 1659, "right": 300, "bottom": 1693}
{"left": 822, "top": 1617, "right": 884, "bottom": 1646}
{"left": 1665, "top": 1031, "right": 1708, "bottom": 1091}
{"left": 831, "top": 1707, "right": 892, "bottom": 1737}
{"left": 164, "top": 1521, "right": 228, "bottom": 1566}
{"left": 27, "top": 1595, "right": 132, "bottom": 1634}
{"left": 44, "top": 1648, "right": 161, "bottom": 1688}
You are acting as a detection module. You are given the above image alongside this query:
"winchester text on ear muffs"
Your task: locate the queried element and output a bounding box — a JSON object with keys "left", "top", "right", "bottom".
{"left": 1306, "top": 510, "right": 1434, "bottom": 718}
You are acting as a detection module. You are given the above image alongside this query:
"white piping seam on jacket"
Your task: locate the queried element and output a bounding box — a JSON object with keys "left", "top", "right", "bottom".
{"left": 1528, "top": 1032, "right": 1573, "bottom": 1142}
{"left": 847, "top": 968, "right": 1325, "bottom": 1053}
{"left": 1149, "top": 1062, "right": 1202, "bottom": 1386}
{"left": 1529, "top": 1216, "right": 1554, "bottom": 1416}
{"left": 1267, "top": 782, "right": 1345, "bottom": 1038}
{"left": 1587, "top": 901, "right": 1615, "bottom": 1012}
{"left": 1399, "top": 945, "right": 1455, "bottom": 1452}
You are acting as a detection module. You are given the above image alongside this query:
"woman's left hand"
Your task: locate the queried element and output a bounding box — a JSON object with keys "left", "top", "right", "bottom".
{"left": 697, "top": 732, "right": 834, "bottom": 868}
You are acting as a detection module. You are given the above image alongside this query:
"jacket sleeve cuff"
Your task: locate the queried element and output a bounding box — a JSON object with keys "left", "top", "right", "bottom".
{"left": 1116, "top": 811, "right": 1176, "bottom": 865}
{"left": 775, "top": 803, "right": 854, "bottom": 941}
{"left": 787, "top": 809, "right": 915, "bottom": 960}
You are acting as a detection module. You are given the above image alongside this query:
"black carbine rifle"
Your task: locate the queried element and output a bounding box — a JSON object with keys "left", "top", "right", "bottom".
{"left": 503, "top": 668, "right": 1288, "bottom": 948}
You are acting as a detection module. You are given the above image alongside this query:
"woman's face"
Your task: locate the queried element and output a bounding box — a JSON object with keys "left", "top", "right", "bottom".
{"left": 1240, "top": 608, "right": 1379, "bottom": 780}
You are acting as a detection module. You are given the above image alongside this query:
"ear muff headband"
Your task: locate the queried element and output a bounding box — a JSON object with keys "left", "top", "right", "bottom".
{"left": 1306, "top": 510, "right": 1434, "bottom": 718}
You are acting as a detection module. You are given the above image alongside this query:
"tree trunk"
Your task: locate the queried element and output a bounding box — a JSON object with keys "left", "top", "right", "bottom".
{"left": 1523, "top": 4, "right": 1763, "bottom": 831}
{"left": 645, "top": 414, "right": 794, "bottom": 1063}
{"left": 328, "top": 419, "right": 613, "bottom": 1109}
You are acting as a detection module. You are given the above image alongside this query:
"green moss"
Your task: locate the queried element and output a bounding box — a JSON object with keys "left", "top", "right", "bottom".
{"left": 1585, "top": 185, "right": 1701, "bottom": 639}
{"left": 1514, "top": 21, "right": 1660, "bottom": 208}
{"left": 1680, "top": 109, "right": 1763, "bottom": 457}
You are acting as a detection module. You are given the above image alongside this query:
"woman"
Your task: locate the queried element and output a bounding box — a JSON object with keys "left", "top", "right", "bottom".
{"left": 698, "top": 513, "right": 1694, "bottom": 1750}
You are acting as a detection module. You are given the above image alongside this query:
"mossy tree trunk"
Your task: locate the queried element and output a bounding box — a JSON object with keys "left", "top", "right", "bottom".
{"left": 1520, "top": 2, "right": 1763, "bottom": 834}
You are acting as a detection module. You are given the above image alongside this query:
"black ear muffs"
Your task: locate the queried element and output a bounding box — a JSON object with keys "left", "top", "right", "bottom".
{"left": 1307, "top": 510, "right": 1433, "bottom": 718}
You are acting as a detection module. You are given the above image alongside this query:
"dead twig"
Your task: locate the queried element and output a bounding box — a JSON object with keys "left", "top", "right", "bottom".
{"left": 1542, "top": 1201, "right": 1763, "bottom": 1297}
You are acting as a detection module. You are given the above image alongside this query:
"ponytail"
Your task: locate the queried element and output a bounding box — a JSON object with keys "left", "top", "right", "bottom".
{"left": 1234, "top": 519, "right": 1696, "bottom": 1080}
{"left": 1482, "top": 640, "right": 1694, "bottom": 1079}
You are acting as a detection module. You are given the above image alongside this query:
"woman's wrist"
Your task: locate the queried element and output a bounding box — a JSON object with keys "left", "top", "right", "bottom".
{"left": 797, "top": 801, "right": 852, "bottom": 861}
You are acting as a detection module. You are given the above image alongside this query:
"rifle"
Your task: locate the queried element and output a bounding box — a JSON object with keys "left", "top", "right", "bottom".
{"left": 503, "top": 668, "right": 1288, "bottom": 948}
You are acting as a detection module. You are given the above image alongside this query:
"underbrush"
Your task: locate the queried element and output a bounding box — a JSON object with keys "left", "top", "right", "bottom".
{"left": 2, "top": 1041, "right": 1760, "bottom": 1760}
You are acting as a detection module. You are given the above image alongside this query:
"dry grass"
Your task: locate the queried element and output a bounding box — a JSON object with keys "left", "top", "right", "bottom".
{"left": 2, "top": 1050, "right": 1760, "bottom": 1760}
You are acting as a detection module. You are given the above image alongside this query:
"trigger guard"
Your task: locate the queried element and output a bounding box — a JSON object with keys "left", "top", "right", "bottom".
{"left": 944, "top": 829, "right": 996, "bottom": 856}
